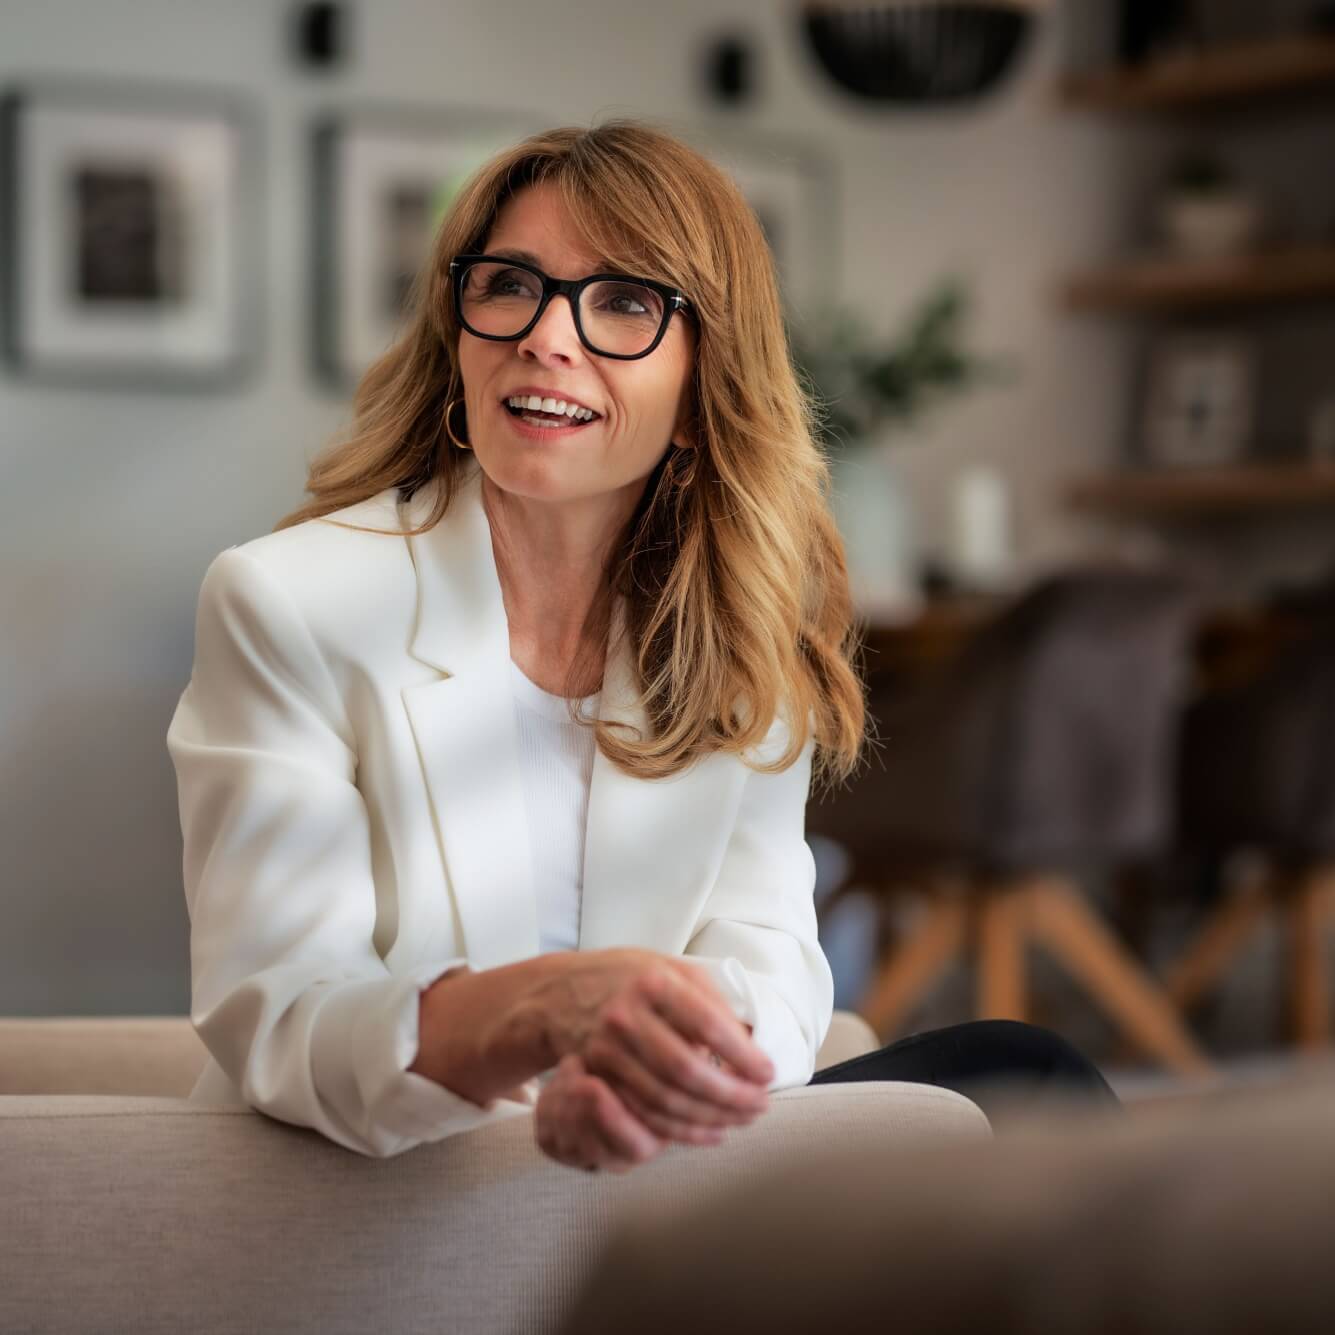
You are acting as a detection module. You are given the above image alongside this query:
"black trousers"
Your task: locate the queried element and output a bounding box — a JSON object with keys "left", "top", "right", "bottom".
{"left": 805, "top": 1019, "right": 1124, "bottom": 1125}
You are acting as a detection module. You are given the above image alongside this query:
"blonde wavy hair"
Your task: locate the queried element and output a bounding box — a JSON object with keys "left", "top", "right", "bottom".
{"left": 276, "top": 117, "right": 868, "bottom": 796}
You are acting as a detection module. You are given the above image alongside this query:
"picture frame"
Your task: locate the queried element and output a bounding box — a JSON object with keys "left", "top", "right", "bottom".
{"left": 0, "top": 78, "right": 260, "bottom": 389}
{"left": 1140, "top": 332, "right": 1256, "bottom": 468}
{"left": 670, "top": 122, "right": 838, "bottom": 326}
{"left": 310, "top": 104, "right": 548, "bottom": 393}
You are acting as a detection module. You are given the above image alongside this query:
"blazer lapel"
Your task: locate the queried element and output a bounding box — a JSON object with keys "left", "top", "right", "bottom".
{"left": 400, "top": 463, "right": 540, "bottom": 970}
{"left": 399, "top": 460, "right": 743, "bottom": 970}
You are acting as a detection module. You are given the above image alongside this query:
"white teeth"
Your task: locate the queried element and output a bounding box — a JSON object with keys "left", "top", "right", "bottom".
{"left": 505, "top": 395, "right": 596, "bottom": 421}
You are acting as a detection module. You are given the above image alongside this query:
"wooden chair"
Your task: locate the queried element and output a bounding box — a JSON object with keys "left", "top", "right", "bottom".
{"left": 809, "top": 569, "right": 1211, "bottom": 1076}
{"left": 1165, "top": 616, "right": 1335, "bottom": 1049}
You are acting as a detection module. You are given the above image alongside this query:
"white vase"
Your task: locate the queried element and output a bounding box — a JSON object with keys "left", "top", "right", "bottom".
{"left": 949, "top": 463, "right": 1015, "bottom": 591}
{"left": 826, "top": 445, "right": 921, "bottom": 620}
{"left": 1159, "top": 191, "right": 1263, "bottom": 259}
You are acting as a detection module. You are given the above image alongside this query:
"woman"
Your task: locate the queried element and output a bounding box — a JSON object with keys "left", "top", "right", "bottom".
{"left": 167, "top": 119, "right": 1116, "bottom": 1171}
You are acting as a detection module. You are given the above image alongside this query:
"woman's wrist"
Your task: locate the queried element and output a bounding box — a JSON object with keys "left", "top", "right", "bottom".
{"left": 409, "top": 954, "right": 570, "bottom": 1106}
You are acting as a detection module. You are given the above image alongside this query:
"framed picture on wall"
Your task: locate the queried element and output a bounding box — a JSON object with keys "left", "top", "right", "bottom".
{"left": 672, "top": 123, "right": 838, "bottom": 327}
{"left": 310, "top": 104, "right": 548, "bottom": 392}
{"left": 1141, "top": 332, "right": 1256, "bottom": 468}
{"left": 0, "top": 78, "right": 259, "bottom": 389}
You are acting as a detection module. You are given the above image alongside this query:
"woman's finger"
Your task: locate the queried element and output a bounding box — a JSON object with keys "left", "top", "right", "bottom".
{"left": 604, "top": 994, "right": 771, "bottom": 1119}
{"left": 541, "top": 1057, "right": 620, "bottom": 1170}
{"left": 586, "top": 1027, "right": 761, "bottom": 1129}
{"left": 657, "top": 967, "right": 776, "bottom": 1086}
{"left": 614, "top": 1077, "right": 729, "bottom": 1147}
{"left": 583, "top": 1071, "right": 663, "bottom": 1164}
{"left": 546, "top": 1054, "right": 662, "bottom": 1172}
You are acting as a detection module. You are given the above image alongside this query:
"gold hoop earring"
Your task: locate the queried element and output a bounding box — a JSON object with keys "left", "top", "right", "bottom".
{"left": 444, "top": 397, "right": 472, "bottom": 451}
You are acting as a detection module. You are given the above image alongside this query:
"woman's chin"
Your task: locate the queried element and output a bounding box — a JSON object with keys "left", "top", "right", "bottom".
{"left": 478, "top": 452, "right": 587, "bottom": 504}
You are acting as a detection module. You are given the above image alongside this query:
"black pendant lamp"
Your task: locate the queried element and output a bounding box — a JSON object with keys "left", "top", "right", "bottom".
{"left": 801, "top": 1, "right": 1044, "bottom": 104}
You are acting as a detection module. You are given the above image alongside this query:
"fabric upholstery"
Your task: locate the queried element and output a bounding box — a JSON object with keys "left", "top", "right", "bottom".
{"left": 0, "top": 1010, "right": 880, "bottom": 1098}
{"left": 0, "top": 1017, "right": 209, "bottom": 1097}
{"left": 0, "top": 1080, "right": 988, "bottom": 1335}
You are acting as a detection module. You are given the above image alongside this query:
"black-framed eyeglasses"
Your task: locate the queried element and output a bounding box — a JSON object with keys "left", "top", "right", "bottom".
{"left": 449, "top": 253, "right": 695, "bottom": 361}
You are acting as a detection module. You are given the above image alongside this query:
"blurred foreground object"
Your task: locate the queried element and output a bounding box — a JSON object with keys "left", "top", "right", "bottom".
{"left": 559, "top": 1059, "right": 1335, "bottom": 1335}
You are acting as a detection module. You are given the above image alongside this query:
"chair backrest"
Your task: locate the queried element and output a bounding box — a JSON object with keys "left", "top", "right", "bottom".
{"left": 979, "top": 569, "right": 1203, "bottom": 870}
{"left": 0, "top": 1084, "right": 990, "bottom": 1335}
{"left": 855, "top": 568, "right": 1203, "bottom": 873}
{"left": 0, "top": 1012, "right": 877, "bottom": 1095}
{"left": 0, "top": 1016, "right": 208, "bottom": 1096}
{"left": 1180, "top": 615, "right": 1335, "bottom": 858}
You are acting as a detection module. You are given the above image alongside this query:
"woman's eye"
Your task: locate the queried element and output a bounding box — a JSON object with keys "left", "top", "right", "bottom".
{"left": 482, "top": 267, "right": 539, "bottom": 299}
{"left": 599, "top": 284, "right": 654, "bottom": 316}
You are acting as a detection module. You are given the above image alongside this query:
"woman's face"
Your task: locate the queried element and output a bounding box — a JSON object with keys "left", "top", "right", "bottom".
{"left": 454, "top": 181, "right": 697, "bottom": 515}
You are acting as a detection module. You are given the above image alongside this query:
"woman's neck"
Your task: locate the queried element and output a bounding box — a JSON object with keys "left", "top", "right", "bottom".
{"left": 482, "top": 473, "right": 624, "bottom": 696}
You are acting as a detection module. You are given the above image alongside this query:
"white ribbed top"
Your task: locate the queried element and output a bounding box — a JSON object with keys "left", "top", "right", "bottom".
{"left": 509, "top": 658, "right": 601, "bottom": 955}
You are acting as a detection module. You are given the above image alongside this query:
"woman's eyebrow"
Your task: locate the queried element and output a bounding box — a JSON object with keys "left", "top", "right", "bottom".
{"left": 489, "top": 246, "right": 621, "bottom": 274}
{"left": 489, "top": 247, "right": 543, "bottom": 266}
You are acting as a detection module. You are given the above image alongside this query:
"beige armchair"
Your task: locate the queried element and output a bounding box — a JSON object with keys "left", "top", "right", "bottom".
{"left": 0, "top": 1011, "right": 987, "bottom": 1334}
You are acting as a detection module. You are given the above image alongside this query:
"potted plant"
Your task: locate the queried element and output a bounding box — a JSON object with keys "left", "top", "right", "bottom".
{"left": 786, "top": 279, "right": 1015, "bottom": 614}
{"left": 1158, "top": 148, "right": 1264, "bottom": 259}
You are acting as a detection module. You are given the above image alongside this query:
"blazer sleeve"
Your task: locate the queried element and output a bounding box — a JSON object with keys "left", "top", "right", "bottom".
{"left": 678, "top": 715, "right": 835, "bottom": 1091}
{"left": 166, "top": 545, "right": 538, "bottom": 1159}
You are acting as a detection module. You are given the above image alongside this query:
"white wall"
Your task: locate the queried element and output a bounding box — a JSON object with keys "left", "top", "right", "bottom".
{"left": 2, "top": 0, "right": 1305, "bottom": 1013}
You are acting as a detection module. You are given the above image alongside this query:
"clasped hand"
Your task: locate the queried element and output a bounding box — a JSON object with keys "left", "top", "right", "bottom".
{"left": 532, "top": 949, "right": 774, "bottom": 1174}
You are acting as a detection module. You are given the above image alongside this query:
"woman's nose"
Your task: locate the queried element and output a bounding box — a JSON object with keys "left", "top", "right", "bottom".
{"left": 517, "top": 293, "right": 584, "bottom": 362}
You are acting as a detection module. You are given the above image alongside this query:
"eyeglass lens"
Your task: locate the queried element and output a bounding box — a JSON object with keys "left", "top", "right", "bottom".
{"left": 458, "top": 261, "right": 667, "bottom": 356}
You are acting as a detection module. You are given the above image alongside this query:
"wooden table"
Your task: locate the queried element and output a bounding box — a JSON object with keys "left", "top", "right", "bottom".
{"left": 856, "top": 597, "right": 1322, "bottom": 693}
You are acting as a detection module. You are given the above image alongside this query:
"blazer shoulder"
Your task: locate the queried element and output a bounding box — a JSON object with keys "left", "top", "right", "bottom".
{"left": 235, "top": 485, "right": 409, "bottom": 568}
{"left": 202, "top": 486, "right": 419, "bottom": 660}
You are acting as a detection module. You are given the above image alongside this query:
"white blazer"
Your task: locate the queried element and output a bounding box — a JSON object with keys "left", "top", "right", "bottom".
{"left": 167, "top": 457, "right": 833, "bottom": 1158}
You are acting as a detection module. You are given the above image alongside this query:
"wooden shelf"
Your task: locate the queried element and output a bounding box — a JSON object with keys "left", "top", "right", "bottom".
{"left": 1058, "top": 34, "right": 1335, "bottom": 111}
{"left": 1059, "top": 244, "right": 1335, "bottom": 313}
{"left": 1066, "top": 463, "right": 1335, "bottom": 516}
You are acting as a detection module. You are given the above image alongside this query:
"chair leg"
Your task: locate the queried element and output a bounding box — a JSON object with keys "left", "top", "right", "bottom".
{"left": 976, "top": 882, "right": 1028, "bottom": 1022}
{"left": 855, "top": 894, "right": 967, "bottom": 1041}
{"left": 1163, "top": 872, "right": 1274, "bottom": 1013}
{"left": 1287, "top": 865, "right": 1335, "bottom": 1050}
{"left": 1112, "top": 862, "right": 1160, "bottom": 963}
{"left": 1026, "top": 875, "right": 1212, "bottom": 1077}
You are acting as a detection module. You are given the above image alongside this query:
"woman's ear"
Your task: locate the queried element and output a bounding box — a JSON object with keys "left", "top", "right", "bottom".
{"left": 671, "top": 403, "right": 700, "bottom": 453}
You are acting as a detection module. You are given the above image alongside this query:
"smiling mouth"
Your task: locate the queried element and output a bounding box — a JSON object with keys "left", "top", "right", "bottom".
{"left": 502, "top": 401, "right": 602, "bottom": 431}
